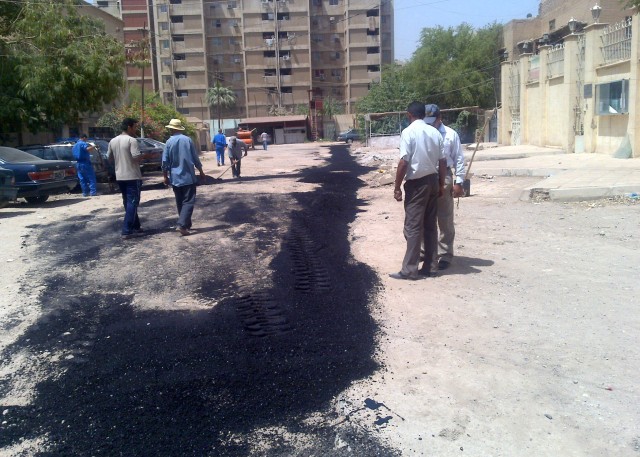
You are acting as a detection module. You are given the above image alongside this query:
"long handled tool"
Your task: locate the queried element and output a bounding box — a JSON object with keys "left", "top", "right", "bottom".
{"left": 461, "top": 107, "right": 497, "bottom": 199}
{"left": 215, "top": 162, "right": 234, "bottom": 180}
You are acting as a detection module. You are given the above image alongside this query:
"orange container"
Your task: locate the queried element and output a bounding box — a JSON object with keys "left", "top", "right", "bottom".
{"left": 236, "top": 129, "right": 255, "bottom": 149}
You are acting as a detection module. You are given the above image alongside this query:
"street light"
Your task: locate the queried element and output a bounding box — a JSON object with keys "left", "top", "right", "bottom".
{"left": 568, "top": 17, "right": 578, "bottom": 33}
{"left": 591, "top": 3, "right": 602, "bottom": 23}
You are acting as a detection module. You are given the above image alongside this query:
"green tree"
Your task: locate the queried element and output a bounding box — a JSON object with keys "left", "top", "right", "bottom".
{"left": 0, "top": 0, "right": 125, "bottom": 135}
{"left": 206, "top": 81, "right": 236, "bottom": 130}
{"left": 98, "top": 93, "right": 196, "bottom": 142}
{"left": 406, "top": 22, "right": 502, "bottom": 108}
{"left": 320, "top": 96, "right": 345, "bottom": 118}
{"left": 354, "top": 64, "right": 419, "bottom": 134}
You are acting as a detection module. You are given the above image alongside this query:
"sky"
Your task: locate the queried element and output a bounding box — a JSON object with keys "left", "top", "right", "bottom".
{"left": 394, "top": 0, "right": 541, "bottom": 61}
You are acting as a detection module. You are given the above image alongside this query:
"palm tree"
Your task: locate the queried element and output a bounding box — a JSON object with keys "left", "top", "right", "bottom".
{"left": 206, "top": 81, "right": 236, "bottom": 130}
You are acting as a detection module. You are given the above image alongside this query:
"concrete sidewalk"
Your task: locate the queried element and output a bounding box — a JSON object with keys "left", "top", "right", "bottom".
{"left": 466, "top": 145, "right": 640, "bottom": 201}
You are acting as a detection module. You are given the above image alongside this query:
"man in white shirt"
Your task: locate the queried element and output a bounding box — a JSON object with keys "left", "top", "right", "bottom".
{"left": 425, "top": 104, "right": 466, "bottom": 270}
{"left": 107, "top": 118, "right": 147, "bottom": 240}
{"left": 391, "top": 101, "right": 446, "bottom": 280}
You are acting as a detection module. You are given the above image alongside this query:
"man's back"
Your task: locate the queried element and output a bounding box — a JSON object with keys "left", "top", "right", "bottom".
{"left": 108, "top": 134, "right": 142, "bottom": 181}
{"left": 400, "top": 120, "right": 444, "bottom": 180}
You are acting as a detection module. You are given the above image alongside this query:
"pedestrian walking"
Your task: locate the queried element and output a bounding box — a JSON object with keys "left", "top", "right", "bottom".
{"left": 162, "top": 119, "right": 205, "bottom": 236}
{"left": 72, "top": 134, "right": 98, "bottom": 197}
{"left": 260, "top": 131, "right": 269, "bottom": 150}
{"left": 213, "top": 129, "right": 227, "bottom": 166}
{"left": 424, "top": 104, "right": 466, "bottom": 270}
{"left": 107, "top": 118, "right": 146, "bottom": 240}
{"left": 390, "top": 101, "right": 446, "bottom": 280}
{"left": 227, "top": 136, "right": 248, "bottom": 179}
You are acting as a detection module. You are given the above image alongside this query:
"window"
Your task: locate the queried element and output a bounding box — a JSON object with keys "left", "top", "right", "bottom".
{"left": 233, "top": 54, "right": 242, "bottom": 63}
{"left": 277, "top": 13, "right": 289, "bottom": 21}
{"left": 333, "top": 52, "right": 341, "bottom": 60}
{"left": 165, "top": 92, "right": 173, "bottom": 102}
{"left": 162, "top": 58, "right": 171, "bottom": 67}
{"left": 161, "top": 40, "right": 170, "bottom": 49}
{"left": 264, "top": 69, "right": 276, "bottom": 76}
{"left": 174, "top": 53, "right": 186, "bottom": 60}
{"left": 596, "top": 80, "right": 629, "bottom": 115}
{"left": 331, "top": 69, "right": 341, "bottom": 77}
{"left": 175, "top": 72, "right": 187, "bottom": 79}
{"left": 367, "top": 46, "right": 380, "bottom": 54}
{"left": 160, "top": 22, "right": 169, "bottom": 31}
{"left": 212, "top": 54, "right": 223, "bottom": 64}
{"left": 366, "top": 8, "right": 379, "bottom": 17}
{"left": 172, "top": 35, "right": 184, "bottom": 42}
{"left": 262, "top": 13, "right": 274, "bottom": 20}
{"left": 263, "top": 33, "right": 275, "bottom": 39}
{"left": 263, "top": 50, "right": 276, "bottom": 58}
{"left": 227, "top": 1, "right": 237, "bottom": 8}
{"left": 549, "top": 19, "right": 556, "bottom": 31}
{"left": 177, "top": 90, "right": 189, "bottom": 97}
{"left": 279, "top": 31, "right": 288, "bottom": 39}
{"left": 367, "top": 65, "right": 380, "bottom": 72}
{"left": 280, "top": 51, "right": 291, "bottom": 60}
{"left": 177, "top": 108, "right": 190, "bottom": 114}
{"left": 215, "top": 19, "right": 222, "bottom": 28}
{"left": 97, "top": 1, "right": 108, "bottom": 7}
{"left": 367, "top": 28, "right": 379, "bottom": 36}
{"left": 230, "top": 20, "right": 239, "bottom": 28}
{"left": 280, "top": 68, "right": 292, "bottom": 76}
{"left": 314, "top": 69, "right": 325, "bottom": 77}
{"left": 329, "top": 0, "right": 339, "bottom": 5}
{"left": 163, "top": 75, "right": 172, "bottom": 84}
{"left": 159, "top": 4, "right": 168, "bottom": 13}
{"left": 281, "top": 87, "right": 292, "bottom": 94}
{"left": 232, "top": 72, "right": 243, "bottom": 81}
{"left": 211, "top": 37, "right": 222, "bottom": 46}
{"left": 229, "top": 37, "right": 240, "bottom": 45}
{"left": 170, "top": 0, "right": 182, "bottom": 4}
{"left": 170, "top": 15, "right": 183, "bottom": 23}
{"left": 312, "top": 0, "right": 321, "bottom": 6}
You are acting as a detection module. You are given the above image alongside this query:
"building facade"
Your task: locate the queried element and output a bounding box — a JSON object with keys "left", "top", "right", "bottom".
{"left": 105, "top": 0, "right": 393, "bottom": 122}
{"left": 500, "top": 1, "right": 638, "bottom": 157}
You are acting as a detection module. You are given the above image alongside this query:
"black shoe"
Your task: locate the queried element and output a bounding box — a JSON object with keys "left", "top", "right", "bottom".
{"left": 418, "top": 267, "right": 437, "bottom": 277}
{"left": 389, "top": 272, "right": 421, "bottom": 281}
{"left": 437, "top": 260, "right": 451, "bottom": 270}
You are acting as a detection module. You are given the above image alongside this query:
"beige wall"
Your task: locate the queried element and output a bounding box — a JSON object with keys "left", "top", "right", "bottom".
{"left": 500, "top": 13, "right": 640, "bottom": 157}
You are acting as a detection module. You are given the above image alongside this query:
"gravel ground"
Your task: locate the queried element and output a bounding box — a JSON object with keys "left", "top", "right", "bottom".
{"left": 1, "top": 142, "right": 639, "bottom": 456}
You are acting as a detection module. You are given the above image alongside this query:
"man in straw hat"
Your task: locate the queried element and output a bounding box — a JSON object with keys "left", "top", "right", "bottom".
{"left": 162, "top": 119, "right": 205, "bottom": 236}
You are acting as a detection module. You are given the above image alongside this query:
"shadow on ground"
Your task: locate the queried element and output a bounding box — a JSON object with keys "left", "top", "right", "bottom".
{"left": 0, "top": 145, "right": 400, "bottom": 456}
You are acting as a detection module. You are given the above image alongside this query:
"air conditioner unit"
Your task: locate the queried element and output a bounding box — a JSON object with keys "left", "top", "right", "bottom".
{"left": 329, "top": 17, "right": 335, "bottom": 22}
{"left": 282, "top": 55, "right": 290, "bottom": 61}
{"left": 265, "top": 38, "right": 274, "bottom": 46}
{"left": 227, "top": 3, "right": 233, "bottom": 9}
{"left": 234, "top": 57, "right": 241, "bottom": 63}
{"left": 233, "top": 22, "right": 239, "bottom": 27}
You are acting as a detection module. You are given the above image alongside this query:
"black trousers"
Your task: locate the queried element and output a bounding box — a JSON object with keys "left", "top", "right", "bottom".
{"left": 172, "top": 183, "right": 197, "bottom": 229}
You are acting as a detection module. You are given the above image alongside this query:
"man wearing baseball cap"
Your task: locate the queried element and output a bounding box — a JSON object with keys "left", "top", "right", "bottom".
{"left": 424, "top": 104, "right": 466, "bottom": 270}
{"left": 162, "top": 119, "right": 205, "bottom": 236}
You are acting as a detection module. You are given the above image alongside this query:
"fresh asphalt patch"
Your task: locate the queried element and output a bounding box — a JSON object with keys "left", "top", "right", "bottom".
{"left": 0, "top": 145, "right": 401, "bottom": 455}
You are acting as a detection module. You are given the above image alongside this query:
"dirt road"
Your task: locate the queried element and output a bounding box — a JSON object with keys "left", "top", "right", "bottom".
{"left": 1, "top": 142, "right": 638, "bottom": 456}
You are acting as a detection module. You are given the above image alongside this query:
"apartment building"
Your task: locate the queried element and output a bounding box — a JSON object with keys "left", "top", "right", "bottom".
{"left": 102, "top": 0, "right": 393, "bottom": 122}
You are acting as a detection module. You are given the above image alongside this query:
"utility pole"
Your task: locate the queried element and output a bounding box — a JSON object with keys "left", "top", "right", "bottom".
{"left": 139, "top": 22, "right": 149, "bottom": 138}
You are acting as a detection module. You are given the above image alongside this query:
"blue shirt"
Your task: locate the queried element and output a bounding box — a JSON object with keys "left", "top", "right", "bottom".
{"left": 72, "top": 139, "right": 91, "bottom": 164}
{"left": 213, "top": 133, "right": 227, "bottom": 149}
{"left": 162, "top": 134, "right": 202, "bottom": 187}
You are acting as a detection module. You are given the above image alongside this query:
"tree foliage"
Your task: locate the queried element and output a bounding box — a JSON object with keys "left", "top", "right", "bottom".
{"left": 405, "top": 22, "right": 502, "bottom": 109}
{"left": 355, "top": 64, "right": 419, "bottom": 115}
{"left": 206, "top": 82, "right": 236, "bottom": 129}
{"left": 97, "top": 93, "right": 196, "bottom": 142}
{"left": 0, "top": 0, "right": 125, "bottom": 133}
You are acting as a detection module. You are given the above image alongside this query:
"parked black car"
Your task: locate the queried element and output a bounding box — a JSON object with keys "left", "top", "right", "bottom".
{"left": 337, "top": 128, "right": 361, "bottom": 143}
{"left": 19, "top": 142, "right": 112, "bottom": 183}
{"left": 0, "top": 147, "right": 77, "bottom": 204}
{"left": 92, "top": 137, "right": 163, "bottom": 173}
{"left": 0, "top": 166, "right": 17, "bottom": 208}
{"left": 136, "top": 138, "right": 164, "bottom": 172}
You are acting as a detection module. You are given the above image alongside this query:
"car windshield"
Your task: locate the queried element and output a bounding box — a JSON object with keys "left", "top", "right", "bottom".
{"left": 0, "top": 147, "right": 45, "bottom": 163}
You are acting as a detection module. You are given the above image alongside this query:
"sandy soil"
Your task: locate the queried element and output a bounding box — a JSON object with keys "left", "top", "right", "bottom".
{"left": 1, "top": 142, "right": 639, "bottom": 456}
